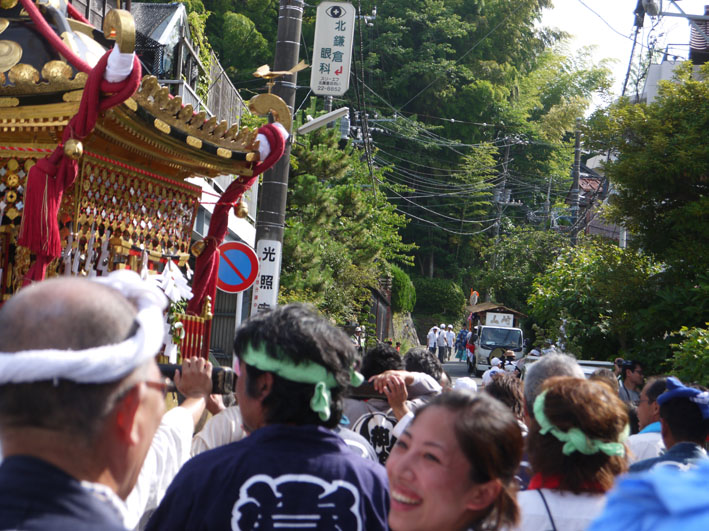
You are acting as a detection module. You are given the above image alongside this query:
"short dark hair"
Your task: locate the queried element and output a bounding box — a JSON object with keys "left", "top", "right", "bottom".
{"left": 484, "top": 372, "right": 524, "bottom": 420}
{"left": 659, "top": 396, "right": 709, "bottom": 445}
{"left": 414, "top": 392, "right": 522, "bottom": 530}
{"left": 644, "top": 377, "right": 668, "bottom": 404}
{"left": 527, "top": 377, "right": 628, "bottom": 494}
{"left": 403, "top": 346, "right": 442, "bottom": 381}
{"left": 621, "top": 360, "right": 642, "bottom": 379}
{"left": 0, "top": 277, "right": 139, "bottom": 443}
{"left": 360, "top": 343, "right": 403, "bottom": 380}
{"left": 235, "top": 303, "right": 355, "bottom": 429}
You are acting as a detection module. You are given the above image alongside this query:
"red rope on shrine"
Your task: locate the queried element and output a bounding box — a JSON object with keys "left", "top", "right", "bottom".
{"left": 0, "top": 146, "right": 53, "bottom": 154}
{"left": 83, "top": 151, "right": 201, "bottom": 194}
{"left": 186, "top": 123, "right": 288, "bottom": 317}
{"left": 66, "top": 2, "right": 91, "bottom": 25}
{"left": 19, "top": 0, "right": 93, "bottom": 74}
{"left": 16, "top": 1, "right": 142, "bottom": 284}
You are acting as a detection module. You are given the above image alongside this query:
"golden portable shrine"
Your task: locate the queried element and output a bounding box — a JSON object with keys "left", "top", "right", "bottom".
{"left": 0, "top": 0, "right": 289, "bottom": 358}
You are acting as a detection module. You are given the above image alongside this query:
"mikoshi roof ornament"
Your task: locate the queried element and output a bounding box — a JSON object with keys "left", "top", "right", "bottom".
{"left": 1, "top": 0, "right": 290, "bottom": 322}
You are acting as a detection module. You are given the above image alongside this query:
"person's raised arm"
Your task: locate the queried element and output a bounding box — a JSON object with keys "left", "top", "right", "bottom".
{"left": 174, "top": 357, "right": 212, "bottom": 427}
{"left": 380, "top": 372, "right": 411, "bottom": 420}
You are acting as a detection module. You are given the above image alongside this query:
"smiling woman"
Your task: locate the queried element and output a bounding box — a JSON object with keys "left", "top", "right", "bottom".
{"left": 386, "top": 392, "right": 524, "bottom": 531}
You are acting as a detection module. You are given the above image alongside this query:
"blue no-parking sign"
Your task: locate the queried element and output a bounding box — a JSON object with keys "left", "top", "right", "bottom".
{"left": 216, "top": 242, "right": 259, "bottom": 293}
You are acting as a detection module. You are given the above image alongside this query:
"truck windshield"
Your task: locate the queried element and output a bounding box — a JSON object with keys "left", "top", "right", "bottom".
{"left": 480, "top": 328, "right": 522, "bottom": 349}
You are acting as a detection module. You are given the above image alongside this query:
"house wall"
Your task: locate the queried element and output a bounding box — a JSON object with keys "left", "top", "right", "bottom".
{"left": 70, "top": 0, "right": 119, "bottom": 29}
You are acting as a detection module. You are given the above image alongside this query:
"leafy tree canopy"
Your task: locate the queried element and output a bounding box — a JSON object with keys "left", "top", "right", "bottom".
{"left": 528, "top": 237, "right": 663, "bottom": 365}
{"left": 280, "top": 120, "right": 414, "bottom": 323}
{"left": 585, "top": 62, "right": 709, "bottom": 276}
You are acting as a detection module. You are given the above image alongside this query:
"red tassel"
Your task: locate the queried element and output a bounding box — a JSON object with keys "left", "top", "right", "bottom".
{"left": 17, "top": 49, "right": 141, "bottom": 285}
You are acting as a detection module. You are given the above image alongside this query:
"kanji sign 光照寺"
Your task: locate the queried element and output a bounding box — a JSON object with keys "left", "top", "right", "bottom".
{"left": 310, "top": 2, "right": 355, "bottom": 96}
{"left": 250, "top": 239, "right": 282, "bottom": 314}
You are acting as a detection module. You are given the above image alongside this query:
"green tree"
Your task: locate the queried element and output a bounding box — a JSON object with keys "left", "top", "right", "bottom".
{"left": 280, "top": 123, "right": 414, "bottom": 324}
{"left": 584, "top": 62, "right": 709, "bottom": 370}
{"left": 215, "top": 12, "right": 271, "bottom": 81}
{"left": 527, "top": 238, "right": 662, "bottom": 364}
{"left": 585, "top": 62, "right": 709, "bottom": 275}
{"left": 412, "top": 276, "right": 466, "bottom": 317}
{"left": 670, "top": 324, "right": 709, "bottom": 387}
{"left": 475, "top": 227, "right": 569, "bottom": 318}
{"left": 391, "top": 264, "right": 416, "bottom": 313}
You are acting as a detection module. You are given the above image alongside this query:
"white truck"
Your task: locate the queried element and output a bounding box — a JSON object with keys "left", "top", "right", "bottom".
{"left": 470, "top": 312, "right": 524, "bottom": 376}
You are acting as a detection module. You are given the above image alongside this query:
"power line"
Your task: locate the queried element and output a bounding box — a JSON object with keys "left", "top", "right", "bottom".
{"left": 395, "top": 207, "right": 500, "bottom": 236}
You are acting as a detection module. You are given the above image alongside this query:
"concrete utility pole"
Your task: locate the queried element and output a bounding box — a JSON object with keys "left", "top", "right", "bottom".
{"left": 486, "top": 142, "right": 510, "bottom": 302}
{"left": 570, "top": 122, "right": 581, "bottom": 244}
{"left": 251, "top": 0, "right": 303, "bottom": 315}
{"left": 493, "top": 142, "right": 511, "bottom": 242}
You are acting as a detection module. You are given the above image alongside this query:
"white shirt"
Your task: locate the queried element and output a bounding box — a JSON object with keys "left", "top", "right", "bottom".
{"left": 437, "top": 331, "right": 448, "bottom": 347}
{"left": 191, "top": 406, "right": 246, "bottom": 456}
{"left": 427, "top": 329, "right": 438, "bottom": 348}
{"left": 482, "top": 366, "right": 503, "bottom": 386}
{"left": 627, "top": 430, "right": 665, "bottom": 464}
{"left": 446, "top": 330, "right": 455, "bottom": 347}
{"left": 513, "top": 488, "right": 607, "bottom": 531}
{"left": 125, "top": 406, "right": 194, "bottom": 530}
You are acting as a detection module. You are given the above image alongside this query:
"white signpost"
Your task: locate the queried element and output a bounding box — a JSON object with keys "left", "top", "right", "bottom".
{"left": 310, "top": 2, "right": 355, "bottom": 96}
{"left": 250, "top": 239, "right": 282, "bottom": 315}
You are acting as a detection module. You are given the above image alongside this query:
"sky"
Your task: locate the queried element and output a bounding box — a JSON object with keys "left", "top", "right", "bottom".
{"left": 542, "top": 0, "right": 709, "bottom": 98}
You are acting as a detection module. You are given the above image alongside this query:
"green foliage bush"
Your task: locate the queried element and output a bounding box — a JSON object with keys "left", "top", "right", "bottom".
{"left": 390, "top": 265, "right": 416, "bottom": 313}
{"left": 412, "top": 276, "right": 466, "bottom": 317}
{"left": 670, "top": 324, "right": 709, "bottom": 387}
{"left": 527, "top": 237, "right": 662, "bottom": 364}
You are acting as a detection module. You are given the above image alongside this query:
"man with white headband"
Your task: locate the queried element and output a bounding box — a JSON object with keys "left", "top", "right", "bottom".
{"left": 147, "top": 303, "right": 390, "bottom": 530}
{"left": 0, "top": 271, "right": 200, "bottom": 530}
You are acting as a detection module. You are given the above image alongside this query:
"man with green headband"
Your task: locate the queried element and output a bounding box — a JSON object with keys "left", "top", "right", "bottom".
{"left": 147, "top": 303, "right": 389, "bottom": 530}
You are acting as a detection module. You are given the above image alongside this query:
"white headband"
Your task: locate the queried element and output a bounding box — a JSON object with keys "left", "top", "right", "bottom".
{"left": 0, "top": 270, "right": 168, "bottom": 384}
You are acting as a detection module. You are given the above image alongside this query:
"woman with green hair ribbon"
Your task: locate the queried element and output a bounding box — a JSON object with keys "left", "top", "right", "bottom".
{"left": 513, "top": 376, "right": 631, "bottom": 531}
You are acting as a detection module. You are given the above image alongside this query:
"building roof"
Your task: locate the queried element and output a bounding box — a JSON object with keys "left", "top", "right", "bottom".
{"left": 132, "top": 3, "right": 184, "bottom": 44}
{"left": 466, "top": 302, "right": 526, "bottom": 318}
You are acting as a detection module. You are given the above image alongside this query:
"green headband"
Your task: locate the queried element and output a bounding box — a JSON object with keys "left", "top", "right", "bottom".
{"left": 240, "top": 343, "right": 364, "bottom": 421}
{"left": 533, "top": 390, "right": 629, "bottom": 457}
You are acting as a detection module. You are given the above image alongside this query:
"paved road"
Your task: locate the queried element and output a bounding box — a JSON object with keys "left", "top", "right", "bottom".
{"left": 443, "top": 358, "right": 482, "bottom": 388}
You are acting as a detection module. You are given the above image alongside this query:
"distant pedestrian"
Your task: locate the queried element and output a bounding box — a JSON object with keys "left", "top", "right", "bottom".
{"left": 427, "top": 326, "right": 439, "bottom": 354}
{"left": 626, "top": 377, "right": 667, "bottom": 464}
{"left": 351, "top": 326, "right": 365, "bottom": 352}
{"left": 454, "top": 327, "right": 468, "bottom": 361}
{"left": 436, "top": 323, "right": 448, "bottom": 364}
{"left": 619, "top": 360, "right": 643, "bottom": 406}
{"left": 445, "top": 325, "right": 455, "bottom": 362}
{"left": 613, "top": 357, "right": 624, "bottom": 380}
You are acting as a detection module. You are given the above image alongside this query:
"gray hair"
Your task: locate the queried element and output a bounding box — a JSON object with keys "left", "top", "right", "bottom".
{"left": 524, "top": 353, "right": 584, "bottom": 411}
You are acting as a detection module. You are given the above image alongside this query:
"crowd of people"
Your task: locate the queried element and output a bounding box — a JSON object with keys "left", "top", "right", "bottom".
{"left": 0, "top": 272, "right": 707, "bottom": 530}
